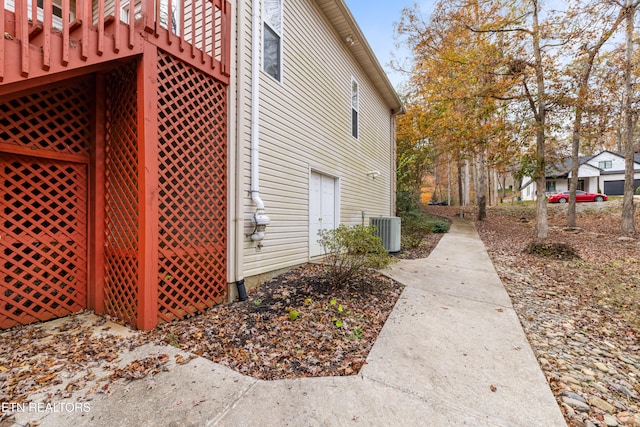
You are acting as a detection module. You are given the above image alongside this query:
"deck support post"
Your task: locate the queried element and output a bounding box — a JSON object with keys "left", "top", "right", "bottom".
{"left": 136, "top": 43, "right": 160, "bottom": 330}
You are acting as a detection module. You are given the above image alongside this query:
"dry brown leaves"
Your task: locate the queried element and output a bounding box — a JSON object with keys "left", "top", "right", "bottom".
{"left": 145, "top": 264, "right": 404, "bottom": 380}
{"left": 0, "top": 315, "right": 149, "bottom": 407}
{"left": 0, "top": 230, "right": 437, "bottom": 412}
{"left": 439, "top": 201, "right": 640, "bottom": 333}
{"left": 428, "top": 203, "right": 640, "bottom": 425}
{"left": 469, "top": 203, "right": 640, "bottom": 336}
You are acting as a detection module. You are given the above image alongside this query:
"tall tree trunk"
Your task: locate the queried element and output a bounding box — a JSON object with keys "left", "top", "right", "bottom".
{"left": 622, "top": 0, "right": 636, "bottom": 234}
{"left": 494, "top": 169, "right": 500, "bottom": 205}
{"left": 568, "top": 5, "right": 626, "bottom": 229}
{"left": 532, "top": 0, "right": 548, "bottom": 239}
{"left": 457, "top": 159, "right": 463, "bottom": 207}
{"left": 568, "top": 80, "right": 587, "bottom": 229}
{"left": 447, "top": 155, "right": 451, "bottom": 206}
{"left": 464, "top": 159, "right": 471, "bottom": 206}
{"left": 476, "top": 149, "right": 487, "bottom": 220}
{"left": 433, "top": 159, "right": 439, "bottom": 202}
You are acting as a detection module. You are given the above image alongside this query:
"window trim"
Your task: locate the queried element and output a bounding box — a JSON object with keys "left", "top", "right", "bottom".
{"left": 598, "top": 160, "right": 612, "bottom": 169}
{"left": 545, "top": 180, "right": 556, "bottom": 193}
{"left": 263, "top": 0, "right": 283, "bottom": 82}
{"left": 351, "top": 77, "right": 359, "bottom": 140}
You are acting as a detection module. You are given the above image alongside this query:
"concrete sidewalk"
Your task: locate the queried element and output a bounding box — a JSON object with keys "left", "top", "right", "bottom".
{"left": 14, "top": 219, "right": 566, "bottom": 426}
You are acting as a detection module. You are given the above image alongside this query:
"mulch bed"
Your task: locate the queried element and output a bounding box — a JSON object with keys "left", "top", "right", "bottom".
{"left": 0, "top": 230, "right": 445, "bottom": 413}
{"left": 146, "top": 264, "right": 405, "bottom": 380}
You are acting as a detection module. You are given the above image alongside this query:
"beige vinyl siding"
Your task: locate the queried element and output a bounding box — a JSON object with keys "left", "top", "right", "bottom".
{"left": 239, "top": 0, "right": 395, "bottom": 277}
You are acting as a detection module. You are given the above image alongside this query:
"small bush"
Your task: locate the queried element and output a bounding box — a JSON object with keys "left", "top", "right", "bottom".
{"left": 400, "top": 211, "right": 450, "bottom": 249}
{"left": 636, "top": 186, "right": 640, "bottom": 195}
{"left": 429, "top": 220, "right": 450, "bottom": 233}
{"left": 401, "top": 211, "right": 433, "bottom": 249}
{"left": 318, "top": 225, "right": 391, "bottom": 288}
{"left": 526, "top": 242, "right": 580, "bottom": 260}
{"left": 396, "top": 191, "right": 421, "bottom": 214}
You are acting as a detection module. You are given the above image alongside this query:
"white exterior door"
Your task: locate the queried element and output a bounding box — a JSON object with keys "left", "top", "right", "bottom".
{"left": 309, "top": 171, "right": 336, "bottom": 257}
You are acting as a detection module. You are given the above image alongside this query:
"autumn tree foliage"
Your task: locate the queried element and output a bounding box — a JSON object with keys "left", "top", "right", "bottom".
{"left": 396, "top": 0, "right": 519, "bottom": 221}
{"left": 396, "top": 0, "right": 640, "bottom": 236}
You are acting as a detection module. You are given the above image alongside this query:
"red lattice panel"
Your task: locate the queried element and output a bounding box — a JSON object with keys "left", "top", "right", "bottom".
{"left": 0, "top": 82, "right": 91, "bottom": 156}
{"left": 0, "top": 81, "right": 90, "bottom": 329}
{"left": 1, "top": 156, "right": 88, "bottom": 328}
{"left": 156, "top": 52, "right": 227, "bottom": 323}
{"left": 103, "top": 62, "right": 139, "bottom": 326}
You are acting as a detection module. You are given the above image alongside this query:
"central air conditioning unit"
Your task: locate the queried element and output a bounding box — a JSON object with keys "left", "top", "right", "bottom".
{"left": 369, "top": 217, "right": 401, "bottom": 253}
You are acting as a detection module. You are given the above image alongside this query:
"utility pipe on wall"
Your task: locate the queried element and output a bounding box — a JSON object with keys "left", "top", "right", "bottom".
{"left": 232, "top": 0, "right": 246, "bottom": 301}
{"left": 250, "top": 0, "right": 269, "bottom": 241}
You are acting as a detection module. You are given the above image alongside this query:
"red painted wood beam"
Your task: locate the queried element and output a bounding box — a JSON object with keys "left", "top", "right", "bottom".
{"left": 136, "top": 43, "right": 160, "bottom": 331}
{"left": 89, "top": 73, "right": 106, "bottom": 314}
{"left": 167, "top": 0, "right": 173, "bottom": 46}
{"left": 80, "top": 0, "right": 88, "bottom": 60}
{"left": 43, "top": 0, "right": 52, "bottom": 71}
{"left": 18, "top": 0, "right": 29, "bottom": 77}
{"left": 61, "top": 0, "right": 69, "bottom": 65}
{"left": 114, "top": 0, "right": 121, "bottom": 53}
{"left": 0, "top": 142, "right": 89, "bottom": 164}
{"left": 1, "top": 1, "right": 6, "bottom": 81}
{"left": 222, "top": 0, "right": 231, "bottom": 77}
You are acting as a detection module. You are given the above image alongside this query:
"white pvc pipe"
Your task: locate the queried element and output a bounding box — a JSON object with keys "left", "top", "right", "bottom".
{"left": 249, "top": 0, "right": 269, "bottom": 242}
{"left": 251, "top": 0, "right": 264, "bottom": 212}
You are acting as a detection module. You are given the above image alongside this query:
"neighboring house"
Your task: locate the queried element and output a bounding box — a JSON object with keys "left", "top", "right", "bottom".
{"left": 520, "top": 150, "right": 640, "bottom": 201}
{"left": 0, "top": 0, "right": 402, "bottom": 330}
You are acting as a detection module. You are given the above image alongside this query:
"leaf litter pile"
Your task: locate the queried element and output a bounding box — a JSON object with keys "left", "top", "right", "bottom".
{"left": 147, "top": 265, "right": 403, "bottom": 380}
{"left": 2, "top": 256, "right": 433, "bottom": 413}
{"left": 0, "top": 315, "right": 183, "bottom": 405}
{"left": 428, "top": 203, "right": 640, "bottom": 426}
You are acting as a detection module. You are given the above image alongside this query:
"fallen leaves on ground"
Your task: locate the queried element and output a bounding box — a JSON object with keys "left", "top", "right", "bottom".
{"left": 428, "top": 203, "right": 640, "bottom": 427}
{"left": 394, "top": 232, "right": 444, "bottom": 260}
{"left": 145, "top": 264, "right": 405, "bottom": 380}
{"left": 2, "top": 242, "right": 448, "bottom": 409}
{"left": 109, "top": 354, "right": 169, "bottom": 381}
{"left": 0, "top": 316, "right": 141, "bottom": 405}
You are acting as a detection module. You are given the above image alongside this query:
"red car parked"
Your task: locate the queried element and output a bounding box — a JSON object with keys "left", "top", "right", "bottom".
{"left": 548, "top": 190, "right": 608, "bottom": 203}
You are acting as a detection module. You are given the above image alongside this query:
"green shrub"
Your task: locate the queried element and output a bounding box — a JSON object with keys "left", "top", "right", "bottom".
{"left": 429, "top": 220, "right": 450, "bottom": 233}
{"left": 399, "top": 211, "right": 450, "bottom": 249}
{"left": 396, "top": 191, "right": 421, "bottom": 215}
{"left": 401, "top": 211, "right": 433, "bottom": 249}
{"left": 318, "top": 225, "right": 391, "bottom": 288}
{"left": 636, "top": 186, "right": 640, "bottom": 195}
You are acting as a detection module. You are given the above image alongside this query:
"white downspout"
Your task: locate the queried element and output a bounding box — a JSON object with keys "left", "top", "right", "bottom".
{"left": 231, "top": 0, "right": 246, "bottom": 301}
{"left": 250, "top": 0, "right": 269, "bottom": 241}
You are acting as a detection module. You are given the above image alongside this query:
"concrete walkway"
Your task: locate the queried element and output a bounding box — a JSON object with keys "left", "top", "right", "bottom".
{"left": 14, "top": 219, "right": 566, "bottom": 426}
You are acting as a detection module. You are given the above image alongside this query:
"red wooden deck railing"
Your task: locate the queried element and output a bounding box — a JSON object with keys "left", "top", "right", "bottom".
{"left": 0, "top": 0, "right": 230, "bottom": 93}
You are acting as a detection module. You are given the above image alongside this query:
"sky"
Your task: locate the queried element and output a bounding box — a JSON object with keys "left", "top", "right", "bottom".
{"left": 343, "top": 0, "right": 436, "bottom": 89}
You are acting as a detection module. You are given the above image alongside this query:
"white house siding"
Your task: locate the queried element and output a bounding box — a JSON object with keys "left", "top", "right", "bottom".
{"left": 235, "top": 0, "right": 397, "bottom": 278}
{"left": 586, "top": 151, "right": 627, "bottom": 172}
{"left": 521, "top": 180, "right": 536, "bottom": 201}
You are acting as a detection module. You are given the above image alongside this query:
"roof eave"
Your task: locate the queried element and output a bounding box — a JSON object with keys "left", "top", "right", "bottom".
{"left": 316, "top": 0, "right": 404, "bottom": 115}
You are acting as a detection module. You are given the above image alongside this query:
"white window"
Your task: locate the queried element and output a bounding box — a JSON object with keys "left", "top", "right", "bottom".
{"left": 263, "top": 0, "right": 282, "bottom": 81}
{"left": 36, "top": 0, "right": 63, "bottom": 19}
{"left": 11, "top": 0, "right": 77, "bottom": 29}
{"left": 598, "top": 160, "right": 612, "bottom": 169}
{"left": 120, "top": 1, "right": 143, "bottom": 24}
{"left": 351, "top": 79, "right": 359, "bottom": 139}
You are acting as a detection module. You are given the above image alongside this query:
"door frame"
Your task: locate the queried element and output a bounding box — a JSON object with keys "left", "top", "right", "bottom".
{"left": 308, "top": 169, "right": 340, "bottom": 258}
